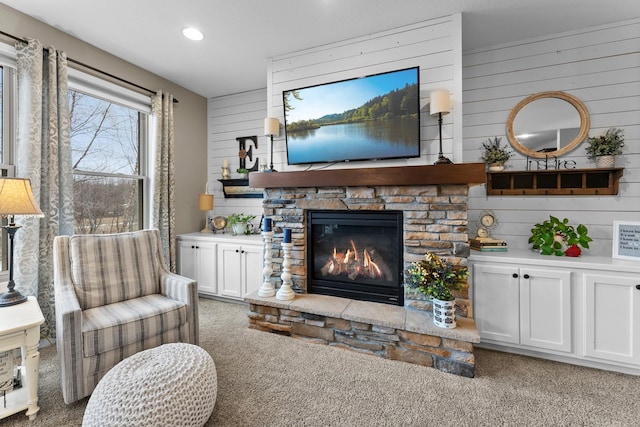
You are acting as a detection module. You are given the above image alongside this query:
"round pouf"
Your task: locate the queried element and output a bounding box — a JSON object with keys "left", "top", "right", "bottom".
{"left": 83, "top": 343, "right": 217, "bottom": 427}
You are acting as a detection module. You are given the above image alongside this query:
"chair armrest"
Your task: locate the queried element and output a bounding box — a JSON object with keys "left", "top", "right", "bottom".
{"left": 53, "top": 236, "right": 85, "bottom": 404}
{"left": 160, "top": 271, "right": 199, "bottom": 345}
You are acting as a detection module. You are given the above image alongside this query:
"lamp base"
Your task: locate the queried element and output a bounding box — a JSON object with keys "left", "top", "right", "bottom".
{"left": 434, "top": 156, "right": 453, "bottom": 165}
{"left": 0, "top": 287, "right": 28, "bottom": 307}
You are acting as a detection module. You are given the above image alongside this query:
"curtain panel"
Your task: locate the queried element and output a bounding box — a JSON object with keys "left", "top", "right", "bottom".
{"left": 150, "top": 92, "right": 176, "bottom": 271}
{"left": 15, "top": 38, "right": 74, "bottom": 338}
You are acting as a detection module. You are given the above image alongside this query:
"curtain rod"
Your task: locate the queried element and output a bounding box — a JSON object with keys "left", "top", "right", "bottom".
{"left": 0, "top": 29, "right": 179, "bottom": 103}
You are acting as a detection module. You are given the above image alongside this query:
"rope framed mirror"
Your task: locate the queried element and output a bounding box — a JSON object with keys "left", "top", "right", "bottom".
{"left": 506, "top": 91, "right": 590, "bottom": 159}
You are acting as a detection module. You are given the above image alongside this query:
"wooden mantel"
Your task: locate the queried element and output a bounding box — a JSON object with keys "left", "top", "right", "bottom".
{"left": 249, "top": 163, "right": 486, "bottom": 188}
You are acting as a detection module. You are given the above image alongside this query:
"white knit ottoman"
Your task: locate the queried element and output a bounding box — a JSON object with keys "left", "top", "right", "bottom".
{"left": 82, "top": 343, "right": 217, "bottom": 427}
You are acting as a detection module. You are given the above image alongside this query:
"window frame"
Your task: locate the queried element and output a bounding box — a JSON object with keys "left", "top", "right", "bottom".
{"left": 68, "top": 69, "right": 153, "bottom": 232}
{"left": 0, "top": 44, "right": 17, "bottom": 281}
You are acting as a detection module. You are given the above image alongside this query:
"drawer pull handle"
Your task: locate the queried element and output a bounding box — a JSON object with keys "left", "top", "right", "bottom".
{"left": 636, "top": 285, "right": 640, "bottom": 290}
{"left": 523, "top": 274, "right": 530, "bottom": 279}
{"left": 512, "top": 273, "right": 518, "bottom": 278}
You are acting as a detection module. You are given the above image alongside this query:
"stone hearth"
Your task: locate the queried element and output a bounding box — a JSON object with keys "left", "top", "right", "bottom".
{"left": 246, "top": 291, "right": 480, "bottom": 377}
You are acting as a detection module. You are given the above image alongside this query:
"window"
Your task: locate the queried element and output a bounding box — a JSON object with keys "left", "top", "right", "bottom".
{"left": 0, "top": 64, "right": 15, "bottom": 279}
{"left": 68, "top": 69, "right": 152, "bottom": 235}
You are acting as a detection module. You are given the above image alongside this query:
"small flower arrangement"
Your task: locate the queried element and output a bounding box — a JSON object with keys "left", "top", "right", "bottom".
{"left": 585, "top": 127, "right": 624, "bottom": 161}
{"left": 404, "top": 253, "right": 468, "bottom": 301}
{"left": 481, "top": 136, "right": 514, "bottom": 165}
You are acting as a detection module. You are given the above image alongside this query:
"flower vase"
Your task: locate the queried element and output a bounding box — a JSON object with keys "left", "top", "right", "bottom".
{"left": 488, "top": 163, "right": 504, "bottom": 172}
{"left": 432, "top": 298, "right": 456, "bottom": 329}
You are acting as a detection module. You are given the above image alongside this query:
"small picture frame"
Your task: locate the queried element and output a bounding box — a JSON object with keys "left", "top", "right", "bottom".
{"left": 612, "top": 221, "right": 640, "bottom": 261}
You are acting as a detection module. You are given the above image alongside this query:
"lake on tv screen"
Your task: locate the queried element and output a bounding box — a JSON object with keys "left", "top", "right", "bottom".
{"left": 287, "top": 117, "right": 419, "bottom": 164}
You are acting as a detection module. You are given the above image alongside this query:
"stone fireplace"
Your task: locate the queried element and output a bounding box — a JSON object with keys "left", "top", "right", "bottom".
{"left": 245, "top": 164, "right": 485, "bottom": 377}
{"left": 307, "top": 209, "right": 404, "bottom": 305}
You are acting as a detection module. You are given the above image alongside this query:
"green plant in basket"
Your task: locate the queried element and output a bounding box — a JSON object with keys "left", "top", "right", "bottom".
{"left": 480, "top": 136, "right": 514, "bottom": 165}
{"left": 528, "top": 215, "right": 592, "bottom": 256}
{"left": 227, "top": 213, "right": 256, "bottom": 235}
{"left": 404, "top": 252, "right": 468, "bottom": 301}
{"left": 585, "top": 127, "right": 624, "bottom": 161}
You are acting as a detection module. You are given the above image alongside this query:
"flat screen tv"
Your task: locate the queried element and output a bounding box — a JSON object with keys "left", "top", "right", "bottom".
{"left": 283, "top": 67, "right": 420, "bottom": 165}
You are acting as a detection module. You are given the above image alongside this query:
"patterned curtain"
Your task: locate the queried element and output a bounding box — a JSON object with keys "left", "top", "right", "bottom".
{"left": 15, "top": 39, "right": 74, "bottom": 338}
{"left": 150, "top": 92, "right": 176, "bottom": 271}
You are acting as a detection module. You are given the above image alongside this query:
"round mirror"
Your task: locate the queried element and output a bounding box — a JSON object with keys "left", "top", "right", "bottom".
{"left": 506, "top": 91, "right": 589, "bottom": 159}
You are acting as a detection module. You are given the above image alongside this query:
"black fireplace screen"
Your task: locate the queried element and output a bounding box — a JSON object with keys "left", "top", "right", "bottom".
{"left": 307, "top": 210, "right": 403, "bottom": 305}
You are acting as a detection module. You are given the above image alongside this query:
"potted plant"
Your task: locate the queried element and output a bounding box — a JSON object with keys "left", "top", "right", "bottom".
{"left": 585, "top": 127, "right": 624, "bottom": 168}
{"left": 227, "top": 213, "right": 256, "bottom": 235}
{"left": 404, "top": 252, "right": 468, "bottom": 329}
{"left": 481, "top": 137, "right": 514, "bottom": 171}
{"left": 236, "top": 168, "right": 249, "bottom": 178}
{"left": 528, "top": 215, "right": 592, "bottom": 256}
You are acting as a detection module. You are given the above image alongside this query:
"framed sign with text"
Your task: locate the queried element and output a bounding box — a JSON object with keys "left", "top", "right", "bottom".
{"left": 612, "top": 221, "right": 640, "bottom": 261}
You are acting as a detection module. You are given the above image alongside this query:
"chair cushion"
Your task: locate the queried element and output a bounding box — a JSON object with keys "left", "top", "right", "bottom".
{"left": 69, "top": 230, "right": 161, "bottom": 310}
{"left": 81, "top": 294, "right": 187, "bottom": 358}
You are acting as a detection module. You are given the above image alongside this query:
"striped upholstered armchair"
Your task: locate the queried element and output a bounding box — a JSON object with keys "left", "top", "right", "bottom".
{"left": 53, "top": 229, "right": 199, "bottom": 404}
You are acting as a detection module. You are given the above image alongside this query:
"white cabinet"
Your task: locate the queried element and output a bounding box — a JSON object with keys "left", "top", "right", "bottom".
{"left": 473, "top": 263, "right": 571, "bottom": 352}
{"left": 583, "top": 273, "right": 640, "bottom": 365}
{"left": 177, "top": 238, "right": 218, "bottom": 295}
{"left": 217, "top": 242, "right": 262, "bottom": 299}
{"left": 470, "top": 249, "right": 640, "bottom": 375}
{"left": 473, "top": 264, "right": 520, "bottom": 344}
{"left": 177, "top": 233, "right": 262, "bottom": 301}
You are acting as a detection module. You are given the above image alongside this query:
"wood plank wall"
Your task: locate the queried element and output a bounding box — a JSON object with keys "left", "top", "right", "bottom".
{"left": 207, "top": 89, "right": 268, "bottom": 221}
{"left": 267, "top": 15, "right": 460, "bottom": 170}
{"left": 463, "top": 18, "right": 640, "bottom": 256}
{"left": 208, "top": 14, "right": 461, "bottom": 221}
{"left": 208, "top": 15, "right": 639, "bottom": 256}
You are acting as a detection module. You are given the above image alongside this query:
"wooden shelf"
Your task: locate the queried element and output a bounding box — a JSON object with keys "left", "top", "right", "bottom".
{"left": 217, "top": 179, "right": 262, "bottom": 198}
{"left": 248, "top": 163, "right": 486, "bottom": 189}
{"left": 486, "top": 168, "right": 624, "bottom": 196}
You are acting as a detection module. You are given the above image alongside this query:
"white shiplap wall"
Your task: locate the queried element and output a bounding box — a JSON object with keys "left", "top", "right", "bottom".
{"left": 207, "top": 14, "right": 462, "bottom": 221}
{"left": 267, "top": 14, "right": 462, "bottom": 171}
{"left": 207, "top": 89, "right": 268, "bottom": 222}
{"left": 463, "top": 18, "right": 640, "bottom": 256}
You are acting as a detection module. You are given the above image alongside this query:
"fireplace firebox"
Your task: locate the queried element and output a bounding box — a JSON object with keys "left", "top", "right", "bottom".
{"left": 307, "top": 210, "right": 403, "bottom": 305}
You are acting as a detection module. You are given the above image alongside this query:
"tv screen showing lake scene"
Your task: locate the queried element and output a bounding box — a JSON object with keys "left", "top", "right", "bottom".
{"left": 283, "top": 67, "right": 420, "bottom": 165}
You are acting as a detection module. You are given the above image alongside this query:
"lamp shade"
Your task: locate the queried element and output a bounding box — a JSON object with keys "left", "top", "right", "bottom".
{"left": 430, "top": 90, "right": 451, "bottom": 116}
{"left": 264, "top": 117, "right": 280, "bottom": 137}
{"left": 198, "top": 193, "right": 214, "bottom": 211}
{"left": 0, "top": 178, "right": 44, "bottom": 217}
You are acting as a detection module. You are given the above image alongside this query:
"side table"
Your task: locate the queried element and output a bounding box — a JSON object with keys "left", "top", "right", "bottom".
{"left": 0, "top": 296, "right": 45, "bottom": 421}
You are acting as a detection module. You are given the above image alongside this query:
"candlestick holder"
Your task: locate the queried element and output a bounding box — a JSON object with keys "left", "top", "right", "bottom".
{"left": 276, "top": 242, "right": 295, "bottom": 301}
{"left": 257, "top": 230, "right": 276, "bottom": 297}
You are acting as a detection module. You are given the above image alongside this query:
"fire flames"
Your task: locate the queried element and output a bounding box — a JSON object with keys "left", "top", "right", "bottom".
{"left": 320, "top": 240, "right": 391, "bottom": 281}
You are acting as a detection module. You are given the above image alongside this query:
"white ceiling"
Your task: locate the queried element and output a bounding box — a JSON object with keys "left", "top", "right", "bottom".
{"left": 3, "top": 0, "right": 640, "bottom": 99}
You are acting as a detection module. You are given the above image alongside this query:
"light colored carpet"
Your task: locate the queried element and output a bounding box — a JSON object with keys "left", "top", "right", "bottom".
{"left": 2, "top": 297, "right": 638, "bottom": 426}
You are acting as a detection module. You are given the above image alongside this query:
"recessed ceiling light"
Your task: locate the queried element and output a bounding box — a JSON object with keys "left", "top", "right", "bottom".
{"left": 182, "top": 27, "right": 204, "bottom": 41}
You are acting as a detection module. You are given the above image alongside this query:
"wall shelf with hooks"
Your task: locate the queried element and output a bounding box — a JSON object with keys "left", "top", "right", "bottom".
{"left": 486, "top": 168, "right": 624, "bottom": 196}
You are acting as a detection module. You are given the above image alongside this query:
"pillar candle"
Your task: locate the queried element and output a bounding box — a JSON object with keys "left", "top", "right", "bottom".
{"left": 283, "top": 228, "right": 291, "bottom": 243}
{"left": 223, "top": 159, "right": 229, "bottom": 168}
{"left": 263, "top": 217, "right": 272, "bottom": 232}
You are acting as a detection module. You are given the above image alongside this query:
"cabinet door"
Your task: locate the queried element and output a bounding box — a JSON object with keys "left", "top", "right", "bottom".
{"left": 584, "top": 274, "right": 640, "bottom": 365}
{"left": 177, "top": 240, "right": 197, "bottom": 280}
{"left": 520, "top": 268, "right": 572, "bottom": 352}
{"left": 195, "top": 241, "right": 218, "bottom": 295}
{"left": 217, "top": 243, "right": 243, "bottom": 299}
{"left": 473, "top": 264, "right": 520, "bottom": 344}
{"left": 242, "top": 244, "right": 263, "bottom": 296}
